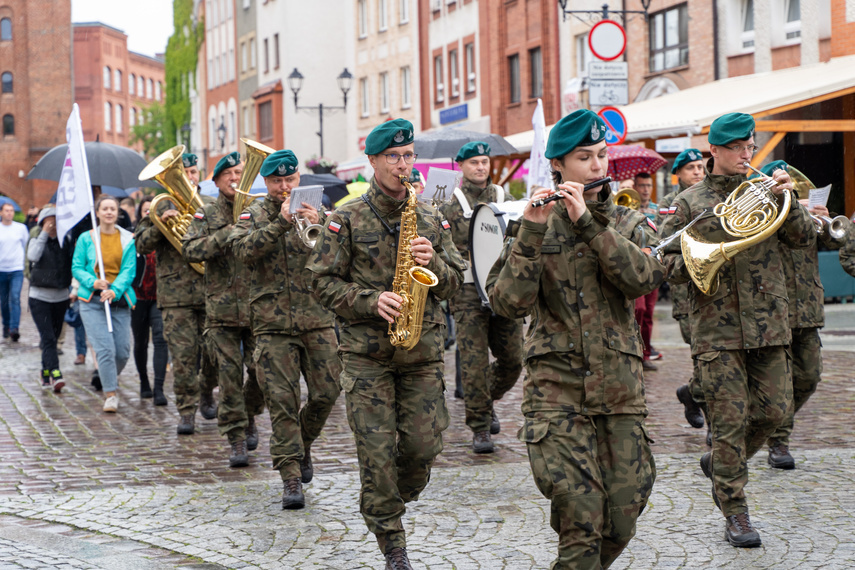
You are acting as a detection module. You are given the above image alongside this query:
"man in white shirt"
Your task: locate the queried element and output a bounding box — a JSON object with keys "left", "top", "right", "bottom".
{"left": 0, "top": 203, "right": 31, "bottom": 341}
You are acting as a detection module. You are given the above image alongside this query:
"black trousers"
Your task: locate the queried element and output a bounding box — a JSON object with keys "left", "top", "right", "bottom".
{"left": 29, "top": 297, "right": 69, "bottom": 372}
{"left": 131, "top": 299, "right": 168, "bottom": 385}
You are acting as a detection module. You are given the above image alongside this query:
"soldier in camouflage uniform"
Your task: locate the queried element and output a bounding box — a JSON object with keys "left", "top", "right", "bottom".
{"left": 755, "top": 161, "right": 850, "bottom": 469}
{"left": 307, "top": 119, "right": 465, "bottom": 570}
{"left": 437, "top": 141, "right": 523, "bottom": 454}
{"left": 489, "top": 110, "right": 663, "bottom": 570}
{"left": 135, "top": 153, "right": 219, "bottom": 435}
{"left": 658, "top": 149, "right": 706, "bottom": 432}
{"left": 183, "top": 152, "right": 265, "bottom": 468}
{"left": 660, "top": 114, "right": 814, "bottom": 547}
{"left": 840, "top": 222, "right": 855, "bottom": 277}
{"left": 229, "top": 149, "right": 341, "bottom": 509}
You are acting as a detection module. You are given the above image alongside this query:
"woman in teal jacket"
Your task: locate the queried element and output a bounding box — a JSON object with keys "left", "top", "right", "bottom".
{"left": 72, "top": 195, "right": 137, "bottom": 413}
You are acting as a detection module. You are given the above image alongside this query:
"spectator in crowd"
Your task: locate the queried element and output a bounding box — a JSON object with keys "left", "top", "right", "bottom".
{"left": 121, "top": 197, "right": 137, "bottom": 228}
{"left": 0, "top": 202, "right": 30, "bottom": 342}
{"left": 72, "top": 195, "right": 137, "bottom": 413}
{"left": 27, "top": 206, "right": 74, "bottom": 392}
{"left": 25, "top": 205, "right": 40, "bottom": 229}
{"left": 634, "top": 171, "right": 662, "bottom": 370}
{"left": 131, "top": 196, "right": 168, "bottom": 405}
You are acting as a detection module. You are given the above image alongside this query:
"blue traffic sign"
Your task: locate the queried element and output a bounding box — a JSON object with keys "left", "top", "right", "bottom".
{"left": 598, "top": 106, "right": 627, "bottom": 146}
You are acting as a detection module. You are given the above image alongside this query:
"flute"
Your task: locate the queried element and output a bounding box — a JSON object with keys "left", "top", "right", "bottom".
{"left": 531, "top": 177, "right": 612, "bottom": 208}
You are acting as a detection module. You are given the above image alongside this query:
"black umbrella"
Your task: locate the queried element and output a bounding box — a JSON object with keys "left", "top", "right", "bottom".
{"left": 414, "top": 129, "right": 518, "bottom": 160}
{"left": 27, "top": 141, "right": 159, "bottom": 189}
{"left": 299, "top": 173, "right": 350, "bottom": 206}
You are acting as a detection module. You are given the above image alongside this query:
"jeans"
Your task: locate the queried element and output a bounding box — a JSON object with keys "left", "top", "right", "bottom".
{"left": 79, "top": 300, "right": 131, "bottom": 393}
{"left": 0, "top": 270, "right": 24, "bottom": 332}
{"left": 131, "top": 299, "right": 168, "bottom": 386}
{"left": 29, "top": 297, "right": 70, "bottom": 371}
{"left": 73, "top": 305, "right": 87, "bottom": 357}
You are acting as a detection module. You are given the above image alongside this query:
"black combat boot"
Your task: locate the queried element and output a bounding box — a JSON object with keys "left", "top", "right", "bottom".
{"left": 384, "top": 547, "right": 413, "bottom": 570}
{"left": 490, "top": 409, "right": 500, "bottom": 435}
{"left": 200, "top": 388, "right": 218, "bottom": 420}
{"left": 153, "top": 377, "right": 167, "bottom": 406}
{"left": 246, "top": 416, "right": 259, "bottom": 451}
{"left": 725, "top": 513, "right": 761, "bottom": 547}
{"left": 473, "top": 431, "right": 494, "bottom": 454}
{"left": 767, "top": 443, "right": 795, "bottom": 469}
{"left": 229, "top": 439, "right": 249, "bottom": 468}
{"left": 676, "top": 384, "right": 704, "bottom": 428}
{"left": 177, "top": 413, "right": 195, "bottom": 435}
{"left": 282, "top": 477, "right": 305, "bottom": 509}
{"left": 300, "top": 443, "right": 314, "bottom": 484}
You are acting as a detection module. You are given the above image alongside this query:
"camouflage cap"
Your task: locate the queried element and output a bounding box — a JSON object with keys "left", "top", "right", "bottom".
{"left": 181, "top": 153, "right": 198, "bottom": 168}
{"left": 213, "top": 151, "right": 242, "bottom": 180}
{"left": 545, "top": 109, "right": 607, "bottom": 160}
{"left": 708, "top": 113, "right": 755, "bottom": 146}
{"left": 260, "top": 149, "right": 299, "bottom": 177}
{"left": 671, "top": 148, "right": 703, "bottom": 174}
{"left": 364, "top": 118, "right": 414, "bottom": 155}
{"left": 455, "top": 141, "right": 491, "bottom": 163}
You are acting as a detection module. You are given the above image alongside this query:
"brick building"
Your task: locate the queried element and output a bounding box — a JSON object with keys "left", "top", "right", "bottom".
{"left": 0, "top": 0, "right": 72, "bottom": 210}
{"left": 202, "top": 0, "right": 239, "bottom": 173}
{"left": 73, "top": 23, "right": 165, "bottom": 153}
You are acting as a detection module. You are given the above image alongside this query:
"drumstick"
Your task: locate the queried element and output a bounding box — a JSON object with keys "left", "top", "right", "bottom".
{"left": 531, "top": 177, "right": 613, "bottom": 208}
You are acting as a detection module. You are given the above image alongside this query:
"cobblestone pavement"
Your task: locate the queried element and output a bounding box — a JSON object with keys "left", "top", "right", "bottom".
{"left": 1, "top": 300, "right": 854, "bottom": 568}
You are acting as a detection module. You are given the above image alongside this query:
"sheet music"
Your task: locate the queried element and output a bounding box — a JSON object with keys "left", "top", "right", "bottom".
{"left": 421, "top": 168, "right": 459, "bottom": 203}
{"left": 808, "top": 184, "right": 832, "bottom": 209}
{"left": 289, "top": 185, "right": 324, "bottom": 214}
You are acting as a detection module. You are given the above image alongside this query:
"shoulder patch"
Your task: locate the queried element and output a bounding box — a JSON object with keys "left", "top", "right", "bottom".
{"left": 659, "top": 207, "right": 669, "bottom": 215}
{"left": 239, "top": 212, "right": 252, "bottom": 220}
{"left": 442, "top": 219, "right": 451, "bottom": 230}
{"left": 324, "top": 210, "right": 332, "bottom": 217}
{"left": 668, "top": 205, "right": 677, "bottom": 214}
{"left": 646, "top": 218, "right": 657, "bottom": 232}
{"left": 194, "top": 212, "right": 205, "bottom": 220}
{"left": 328, "top": 221, "right": 342, "bottom": 234}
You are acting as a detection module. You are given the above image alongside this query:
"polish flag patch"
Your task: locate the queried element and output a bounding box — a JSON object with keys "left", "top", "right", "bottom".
{"left": 659, "top": 207, "right": 669, "bottom": 215}
{"left": 646, "top": 219, "right": 658, "bottom": 232}
{"left": 668, "top": 205, "right": 677, "bottom": 214}
{"left": 194, "top": 212, "right": 205, "bottom": 219}
{"left": 442, "top": 219, "right": 451, "bottom": 230}
{"left": 239, "top": 212, "right": 251, "bottom": 220}
{"left": 328, "top": 221, "right": 341, "bottom": 234}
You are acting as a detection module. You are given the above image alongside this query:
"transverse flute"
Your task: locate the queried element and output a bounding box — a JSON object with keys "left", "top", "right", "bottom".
{"left": 531, "top": 177, "right": 613, "bottom": 208}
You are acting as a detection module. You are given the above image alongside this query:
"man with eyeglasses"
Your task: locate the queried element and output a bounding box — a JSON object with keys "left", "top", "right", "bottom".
{"left": 437, "top": 141, "right": 523, "bottom": 454}
{"left": 659, "top": 113, "right": 814, "bottom": 548}
{"left": 307, "top": 118, "right": 465, "bottom": 570}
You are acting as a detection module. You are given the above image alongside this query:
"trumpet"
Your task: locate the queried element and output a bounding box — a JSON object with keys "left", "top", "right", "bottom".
{"left": 810, "top": 214, "right": 849, "bottom": 240}
{"left": 295, "top": 215, "right": 323, "bottom": 248}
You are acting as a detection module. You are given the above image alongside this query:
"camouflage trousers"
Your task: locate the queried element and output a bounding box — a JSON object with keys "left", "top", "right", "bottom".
{"left": 677, "top": 317, "right": 704, "bottom": 405}
{"left": 697, "top": 347, "right": 792, "bottom": 516}
{"left": 520, "top": 411, "right": 655, "bottom": 570}
{"left": 253, "top": 329, "right": 342, "bottom": 481}
{"left": 340, "top": 353, "right": 450, "bottom": 555}
{"left": 206, "top": 326, "right": 265, "bottom": 443}
{"left": 161, "top": 306, "right": 218, "bottom": 415}
{"left": 768, "top": 327, "right": 822, "bottom": 447}
{"left": 453, "top": 307, "right": 523, "bottom": 433}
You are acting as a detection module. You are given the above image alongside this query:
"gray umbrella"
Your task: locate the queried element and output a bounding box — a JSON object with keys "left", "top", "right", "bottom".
{"left": 414, "top": 129, "right": 518, "bottom": 160}
{"left": 27, "top": 141, "right": 159, "bottom": 189}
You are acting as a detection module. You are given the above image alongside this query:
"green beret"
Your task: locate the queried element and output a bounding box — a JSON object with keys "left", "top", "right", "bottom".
{"left": 545, "top": 109, "right": 607, "bottom": 160}
{"left": 408, "top": 168, "right": 423, "bottom": 184}
{"left": 671, "top": 148, "right": 703, "bottom": 174}
{"left": 455, "top": 141, "right": 491, "bottom": 162}
{"left": 260, "top": 149, "right": 299, "bottom": 177}
{"left": 213, "top": 152, "right": 241, "bottom": 179}
{"left": 759, "top": 160, "right": 789, "bottom": 178}
{"left": 181, "top": 153, "right": 198, "bottom": 168}
{"left": 708, "top": 113, "right": 755, "bottom": 146}
{"left": 364, "top": 118, "right": 414, "bottom": 155}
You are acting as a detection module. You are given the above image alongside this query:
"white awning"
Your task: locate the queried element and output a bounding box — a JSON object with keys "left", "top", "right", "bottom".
{"left": 505, "top": 54, "right": 855, "bottom": 152}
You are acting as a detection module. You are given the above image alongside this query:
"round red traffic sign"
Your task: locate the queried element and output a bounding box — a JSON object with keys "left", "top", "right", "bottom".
{"left": 588, "top": 20, "right": 627, "bottom": 61}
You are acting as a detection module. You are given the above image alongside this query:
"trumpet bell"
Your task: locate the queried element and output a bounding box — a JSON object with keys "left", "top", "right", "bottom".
{"left": 612, "top": 188, "right": 641, "bottom": 210}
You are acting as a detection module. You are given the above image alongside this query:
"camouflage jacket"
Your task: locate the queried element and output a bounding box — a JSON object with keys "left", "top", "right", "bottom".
{"left": 307, "top": 178, "right": 466, "bottom": 364}
{"left": 438, "top": 178, "right": 503, "bottom": 313}
{"left": 657, "top": 180, "right": 693, "bottom": 319}
{"left": 488, "top": 198, "right": 665, "bottom": 415}
{"left": 182, "top": 193, "right": 252, "bottom": 329}
{"left": 840, "top": 224, "right": 855, "bottom": 278}
{"left": 135, "top": 195, "right": 210, "bottom": 310}
{"left": 228, "top": 195, "right": 334, "bottom": 335}
{"left": 660, "top": 171, "right": 815, "bottom": 355}
{"left": 780, "top": 229, "right": 843, "bottom": 329}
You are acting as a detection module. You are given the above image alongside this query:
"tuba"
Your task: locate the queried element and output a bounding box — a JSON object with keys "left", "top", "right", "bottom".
{"left": 232, "top": 138, "right": 275, "bottom": 223}
{"left": 139, "top": 145, "right": 205, "bottom": 275}
{"left": 388, "top": 175, "right": 439, "bottom": 350}
{"left": 681, "top": 163, "right": 790, "bottom": 296}
{"left": 612, "top": 187, "right": 641, "bottom": 210}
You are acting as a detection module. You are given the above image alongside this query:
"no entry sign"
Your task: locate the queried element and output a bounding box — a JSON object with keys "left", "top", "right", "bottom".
{"left": 588, "top": 20, "right": 627, "bottom": 61}
{"left": 598, "top": 106, "right": 628, "bottom": 146}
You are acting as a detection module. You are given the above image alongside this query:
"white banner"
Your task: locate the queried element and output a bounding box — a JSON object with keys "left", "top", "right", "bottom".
{"left": 56, "top": 104, "right": 94, "bottom": 244}
{"left": 527, "top": 98, "right": 552, "bottom": 196}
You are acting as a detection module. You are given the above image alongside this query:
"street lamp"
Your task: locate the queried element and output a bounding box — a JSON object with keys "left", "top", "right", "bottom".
{"left": 217, "top": 119, "right": 226, "bottom": 151}
{"left": 180, "top": 122, "right": 191, "bottom": 152}
{"left": 287, "top": 67, "right": 352, "bottom": 157}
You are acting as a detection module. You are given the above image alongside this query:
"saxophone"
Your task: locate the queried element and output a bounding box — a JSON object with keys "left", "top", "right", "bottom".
{"left": 389, "top": 175, "right": 439, "bottom": 350}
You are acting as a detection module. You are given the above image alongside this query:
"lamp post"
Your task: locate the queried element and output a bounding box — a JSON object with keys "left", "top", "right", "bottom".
{"left": 287, "top": 67, "right": 352, "bottom": 158}
{"left": 217, "top": 119, "right": 226, "bottom": 151}
{"left": 180, "top": 122, "right": 191, "bottom": 152}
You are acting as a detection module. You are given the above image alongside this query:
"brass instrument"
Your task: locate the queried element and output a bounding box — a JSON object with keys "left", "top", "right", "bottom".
{"left": 811, "top": 214, "right": 850, "bottom": 240}
{"left": 233, "top": 138, "right": 276, "bottom": 223}
{"left": 612, "top": 187, "right": 641, "bottom": 210}
{"left": 138, "top": 145, "right": 205, "bottom": 275}
{"left": 681, "top": 162, "right": 791, "bottom": 295}
{"left": 295, "top": 215, "right": 323, "bottom": 248}
{"left": 388, "top": 175, "right": 439, "bottom": 350}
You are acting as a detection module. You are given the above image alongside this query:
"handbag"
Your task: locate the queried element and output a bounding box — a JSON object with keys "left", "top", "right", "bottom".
{"left": 64, "top": 303, "right": 83, "bottom": 328}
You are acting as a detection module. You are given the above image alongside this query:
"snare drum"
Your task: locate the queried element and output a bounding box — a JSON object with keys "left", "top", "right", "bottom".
{"left": 468, "top": 201, "right": 528, "bottom": 305}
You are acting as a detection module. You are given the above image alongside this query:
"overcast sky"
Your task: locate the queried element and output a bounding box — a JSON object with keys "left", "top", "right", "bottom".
{"left": 72, "top": 0, "right": 175, "bottom": 58}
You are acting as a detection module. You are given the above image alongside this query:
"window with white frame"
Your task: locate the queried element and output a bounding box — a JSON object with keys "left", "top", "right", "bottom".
{"left": 508, "top": 54, "right": 520, "bottom": 103}
{"left": 104, "top": 102, "right": 112, "bottom": 131}
{"left": 360, "top": 77, "right": 369, "bottom": 117}
{"left": 465, "top": 43, "right": 476, "bottom": 92}
{"left": 741, "top": 0, "right": 755, "bottom": 49}
{"left": 434, "top": 55, "right": 444, "bottom": 102}
{"left": 783, "top": 0, "right": 801, "bottom": 41}
{"left": 649, "top": 4, "right": 689, "bottom": 73}
{"left": 103, "top": 66, "right": 111, "bottom": 89}
{"left": 358, "top": 0, "right": 368, "bottom": 38}
{"left": 129, "top": 107, "right": 135, "bottom": 127}
{"left": 156, "top": 81, "right": 162, "bottom": 101}
{"left": 114, "top": 69, "right": 122, "bottom": 92}
{"left": 147, "top": 78, "right": 153, "bottom": 99}
{"left": 529, "top": 47, "right": 542, "bottom": 98}
{"left": 116, "top": 104, "right": 123, "bottom": 133}
{"left": 241, "top": 41, "right": 247, "bottom": 72}
{"left": 379, "top": 0, "right": 388, "bottom": 31}
{"left": 138, "top": 75, "right": 145, "bottom": 96}
{"left": 230, "top": 111, "right": 236, "bottom": 145}
{"left": 380, "top": 72, "right": 389, "bottom": 113}
{"left": 400, "top": 0, "right": 409, "bottom": 23}
{"left": 575, "top": 33, "right": 593, "bottom": 80}
{"left": 449, "top": 49, "right": 459, "bottom": 97}
{"left": 401, "top": 66, "right": 411, "bottom": 108}
{"left": 250, "top": 37, "right": 257, "bottom": 69}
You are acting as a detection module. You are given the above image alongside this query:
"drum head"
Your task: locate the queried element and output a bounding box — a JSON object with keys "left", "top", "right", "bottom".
{"left": 469, "top": 201, "right": 527, "bottom": 305}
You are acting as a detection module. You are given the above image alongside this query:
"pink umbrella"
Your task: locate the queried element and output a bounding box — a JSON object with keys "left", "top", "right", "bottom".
{"left": 607, "top": 145, "right": 667, "bottom": 181}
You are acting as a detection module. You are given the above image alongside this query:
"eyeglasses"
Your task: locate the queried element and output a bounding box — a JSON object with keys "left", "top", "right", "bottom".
{"left": 382, "top": 152, "right": 418, "bottom": 165}
{"left": 722, "top": 144, "right": 759, "bottom": 155}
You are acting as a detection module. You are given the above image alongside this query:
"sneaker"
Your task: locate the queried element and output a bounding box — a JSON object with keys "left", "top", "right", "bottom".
{"left": 281, "top": 477, "right": 305, "bottom": 510}
{"left": 767, "top": 443, "right": 795, "bottom": 470}
{"left": 177, "top": 414, "right": 196, "bottom": 435}
{"left": 51, "top": 370, "right": 65, "bottom": 393}
{"left": 649, "top": 349, "right": 663, "bottom": 361}
{"left": 300, "top": 444, "right": 314, "bottom": 484}
{"left": 725, "top": 513, "right": 762, "bottom": 548}
{"left": 229, "top": 439, "right": 249, "bottom": 468}
{"left": 41, "top": 369, "right": 51, "bottom": 388}
{"left": 91, "top": 370, "right": 102, "bottom": 392}
{"left": 642, "top": 359, "right": 658, "bottom": 371}
{"left": 74, "top": 354, "right": 85, "bottom": 365}
{"left": 473, "top": 431, "right": 494, "bottom": 454}
{"left": 246, "top": 416, "right": 259, "bottom": 451}
{"left": 103, "top": 395, "right": 118, "bottom": 413}
{"left": 490, "top": 409, "right": 501, "bottom": 435}
{"left": 10, "top": 329, "right": 19, "bottom": 342}
{"left": 384, "top": 547, "right": 413, "bottom": 570}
